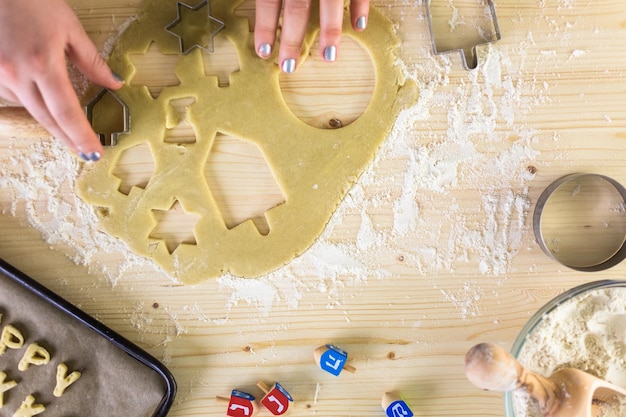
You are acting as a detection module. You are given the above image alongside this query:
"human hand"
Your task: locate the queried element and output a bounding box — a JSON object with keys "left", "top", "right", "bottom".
{"left": 0, "top": 0, "right": 123, "bottom": 161}
{"left": 254, "top": 0, "right": 370, "bottom": 73}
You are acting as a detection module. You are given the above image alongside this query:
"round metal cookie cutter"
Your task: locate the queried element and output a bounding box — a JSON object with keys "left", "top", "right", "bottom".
{"left": 533, "top": 173, "right": 626, "bottom": 271}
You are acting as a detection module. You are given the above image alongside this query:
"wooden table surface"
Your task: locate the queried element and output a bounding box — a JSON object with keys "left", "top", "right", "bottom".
{"left": 2, "top": 0, "right": 626, "bottom": 416}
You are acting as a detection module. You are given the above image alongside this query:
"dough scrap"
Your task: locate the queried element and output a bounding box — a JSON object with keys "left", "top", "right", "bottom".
{"left": 77, "top": 0, "right": 417, "bottom": 282}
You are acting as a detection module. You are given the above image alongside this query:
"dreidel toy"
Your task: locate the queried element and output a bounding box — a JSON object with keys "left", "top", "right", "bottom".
{"left": 257, "top": 381, "right": 294, "bottom": 415}
{"left": 216, "top": 390, "right": 259, "bottom": 417}
{"left": 313, "top": 344, "right": 356, "bottom": 376}
{"left": 382, "top": 391, "right": 414, "bottom": 417}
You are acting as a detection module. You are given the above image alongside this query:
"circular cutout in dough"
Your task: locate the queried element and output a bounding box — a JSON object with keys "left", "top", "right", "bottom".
{"left": 77, "top": 0, "right": 417, "bottom": 282}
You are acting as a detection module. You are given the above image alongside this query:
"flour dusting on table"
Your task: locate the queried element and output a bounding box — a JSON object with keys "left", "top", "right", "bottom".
{"left": 0, "top": 140, "right": 163, "bottom": 286}
{"left": 0, "top": 4, "right": 554, "bottom": 317}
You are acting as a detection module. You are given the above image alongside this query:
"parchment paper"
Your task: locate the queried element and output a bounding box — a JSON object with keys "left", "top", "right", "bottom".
{"left": 0, "top": 271, "right": 168, "bottom": 417}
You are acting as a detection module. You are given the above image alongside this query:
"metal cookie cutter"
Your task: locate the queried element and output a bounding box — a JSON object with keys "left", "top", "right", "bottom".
{"left": 84, "top": 88, "right": 130, "bottom": 147}
{"left": 533, "top": 173, "right": 626, "bottom": 272}
{"left": 426, "top": 0, "right": 501, "bottom": 70}
{"left": 165, "top": 0, "right": 225, "bottom": 54}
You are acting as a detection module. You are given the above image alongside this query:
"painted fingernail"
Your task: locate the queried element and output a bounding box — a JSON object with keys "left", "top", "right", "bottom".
{"left": 112, "top": 71, "right": 125, "bottom": 84}
{"left": 356, "top": 16, "right": 367, "bottom": 30}
{"left": 281, "top": 58, "right": 297, "bottom": 73}
{"left": 79, "top": 151, "right": 101, "bottom": 162}
{"left": 87, "top": 151, "right": 101, "bottom": 162}
{"left": 258, "top": 43, "right": 272, "bottom": 58}
{"left": 324, "top": 45, "right": 337, "bottom": 62}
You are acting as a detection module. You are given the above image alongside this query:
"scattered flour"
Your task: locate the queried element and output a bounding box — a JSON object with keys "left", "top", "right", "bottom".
{"left": 0, "top": 140, "right": 163, "bottom": 286}
{"left": 0, "top": 3, "right": 553, "bottom": 317}
{"left": 514, "top": 286, "right": 626, "bottom": 417}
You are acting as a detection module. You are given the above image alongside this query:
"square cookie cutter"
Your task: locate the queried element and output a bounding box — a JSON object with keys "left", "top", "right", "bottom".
{"left": 426, "top": 0, "right": 501, "bottom": 70}
{"left": 0, "top": 258, "right": 177, "bottom": 416}
{"left": 165, "top": 0, "right": 225, "bottom": 54}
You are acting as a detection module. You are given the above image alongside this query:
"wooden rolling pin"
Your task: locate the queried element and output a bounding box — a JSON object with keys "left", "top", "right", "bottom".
{"left": 0, "top": 107, "right": 50, "bottom": 138}
{"left": 464, "top": 342, "right": 626, "bottom": 417}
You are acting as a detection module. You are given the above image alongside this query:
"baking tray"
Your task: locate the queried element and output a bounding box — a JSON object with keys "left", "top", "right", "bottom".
{"left": 0, "top": 258, "right": 176, "bottom": 417}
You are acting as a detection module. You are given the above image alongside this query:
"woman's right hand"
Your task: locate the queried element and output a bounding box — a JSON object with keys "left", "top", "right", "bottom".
{"left": 0, "top": 0, "right": 123, "bottom": 161}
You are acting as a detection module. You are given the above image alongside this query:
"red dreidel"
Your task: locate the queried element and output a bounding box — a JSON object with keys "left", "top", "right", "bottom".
{"left": 216, "top": 390, "right": 259, "bottom": 417}
{"left": 382, "top": 391, "right": 414, "bottom": 417}
{"left": 313, "top": 344, "right": 356, "bottom": 376}
{"left": 257, "top": 381, "right": 294, "bottom": 415}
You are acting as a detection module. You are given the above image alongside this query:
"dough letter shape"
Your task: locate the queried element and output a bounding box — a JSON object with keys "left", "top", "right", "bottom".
{"left": 17, "top": 343, "right": 50, "bottom": 371}
{"left": 12, "top": 395, "right": 45, "bottom": 417}
{"left": 0, "top": 325, "right": 24, "bottom": 356}
{"left": 53, "top": 363, "right": 82, "bottom": 397}
{"left": 0, "top": 371, "right": 18, "bottom": 408}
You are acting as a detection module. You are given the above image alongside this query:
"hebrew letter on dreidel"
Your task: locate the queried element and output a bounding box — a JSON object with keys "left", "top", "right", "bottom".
{"left": 224, "top": 390, "right": 258, "bottom": 417}
{"left": 382, "top": 391, "right": 414, "bottom": 417}
{"left": 314, "top": 344, "right": 356, "bottom": 376}
{"left": 257, "top": 381, "right": 294, "bottom": 415}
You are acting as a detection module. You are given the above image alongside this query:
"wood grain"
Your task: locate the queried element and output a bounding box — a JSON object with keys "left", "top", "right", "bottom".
{"left": 1, "top": 1, "right": 626, "bottom": 416}
{"left": 0, "top": 107, "right": 49, "bottom": 139}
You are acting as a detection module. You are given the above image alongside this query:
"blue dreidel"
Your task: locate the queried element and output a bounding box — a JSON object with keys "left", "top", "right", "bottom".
{"left": 313, "top": 344, "right": 356, "bottom": 376}
{"left": 382, "top": 391, "right": 414, "bottom": 417}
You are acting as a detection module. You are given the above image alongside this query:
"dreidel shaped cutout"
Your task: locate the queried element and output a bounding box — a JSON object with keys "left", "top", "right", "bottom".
{"left": 382, "top": 391, "right": 414, "bottom": 417}
{"left": 216, "top": 390, "right": 259, "bottom": 417}
{"left": 257, "top": 381, "right": 293, "bottom": 415}
{"left": 314, "top": 344, "right": 356, "bottom": 376}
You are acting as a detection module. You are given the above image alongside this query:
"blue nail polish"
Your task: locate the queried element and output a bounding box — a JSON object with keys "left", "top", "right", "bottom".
{"left": 282, "top": 59, "right": 296, "bottom": 73}
{"left": 88, "top": 151, "right": 101, "bottom": 162}
{"left": 324, "top": 45, "right": 337, "bottom": 62}
{"left": 78, "top": 152, "right": 90, "bottom": 162}
{"left": 112, "top": 71, "right": 125, "bottom": 83}
{"left": 258, "top": 43, "right": 272, "bottom": 57}
{"left": 356, "top": 16, "right": 367, "bottom": 30}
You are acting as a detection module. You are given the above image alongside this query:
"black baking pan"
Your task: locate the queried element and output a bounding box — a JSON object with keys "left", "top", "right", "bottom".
{"left": 0, "top": 258, "right": 176, "bottom": 417}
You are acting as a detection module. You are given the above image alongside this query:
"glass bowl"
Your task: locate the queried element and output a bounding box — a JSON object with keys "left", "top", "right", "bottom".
{"left": 504, "top": 280, "right": 626, "bottom": 417}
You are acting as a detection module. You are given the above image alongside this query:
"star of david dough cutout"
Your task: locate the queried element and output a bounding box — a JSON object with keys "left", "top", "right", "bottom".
{"left": 77, "top": 0, "right": 417, "bottom": 282}
{"left": 166, "top": 0, "right": 225, "bottom": 54}
{"left": 130, "top": 42, "right": 181, "bottom": 98}
{"left": 150, "top": 199, "right": 201, "bottom": 254}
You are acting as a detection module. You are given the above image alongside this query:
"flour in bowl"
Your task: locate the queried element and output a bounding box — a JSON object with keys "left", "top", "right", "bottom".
{"left": 514, "top": 286, "right": 626, "bottom": 417}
